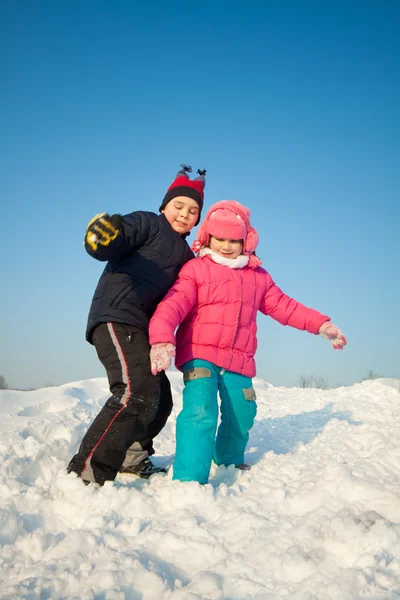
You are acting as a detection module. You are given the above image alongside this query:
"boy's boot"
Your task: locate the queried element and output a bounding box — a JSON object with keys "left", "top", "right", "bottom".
{"left": 119, "top": 457, "right": 167, "bottom": 479}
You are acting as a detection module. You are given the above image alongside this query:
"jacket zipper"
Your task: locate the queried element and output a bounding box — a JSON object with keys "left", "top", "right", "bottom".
{"left": 228, "top": 271, "right": 243, "bottom": 369}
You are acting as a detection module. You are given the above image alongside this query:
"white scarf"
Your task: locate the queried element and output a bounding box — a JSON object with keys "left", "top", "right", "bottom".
{"left": 199, "top": 247, "right": 249, "bottom": 269}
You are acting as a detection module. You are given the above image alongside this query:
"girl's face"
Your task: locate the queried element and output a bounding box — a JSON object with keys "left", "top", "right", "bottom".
{"left": 162, "top": 196, "right": 200, "bottom": 234}
{"left": 209, "top": 236, "right": 243, "bottom": 259}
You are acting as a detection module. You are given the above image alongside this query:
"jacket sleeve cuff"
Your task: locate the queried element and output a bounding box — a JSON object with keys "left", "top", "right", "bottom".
{"left": 311, "top": 316, "right": 330, "bottom": 335}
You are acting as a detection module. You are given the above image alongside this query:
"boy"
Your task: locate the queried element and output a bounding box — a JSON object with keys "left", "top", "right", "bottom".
{"left": 68, "top": 166, "right": 205, "bottom": 485}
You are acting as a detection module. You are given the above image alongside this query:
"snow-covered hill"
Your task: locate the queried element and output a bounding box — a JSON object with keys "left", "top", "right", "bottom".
{"left": 1, "top": 375, "right": 399, "bottom": 599}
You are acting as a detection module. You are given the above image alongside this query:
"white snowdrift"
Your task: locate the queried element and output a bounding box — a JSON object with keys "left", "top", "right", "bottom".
{"left": 0, "top": 375, "right": 399, "bottom": 599}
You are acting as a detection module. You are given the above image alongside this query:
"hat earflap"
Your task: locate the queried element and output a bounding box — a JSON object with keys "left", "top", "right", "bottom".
{"left": 191, "top": 220, "right": 210, "bottom": 253}
{"left": 244, "top": 226, "right": 262, "bottom": 268}
{"left": 244, "top": 227, "right": 259, "bottom": 254}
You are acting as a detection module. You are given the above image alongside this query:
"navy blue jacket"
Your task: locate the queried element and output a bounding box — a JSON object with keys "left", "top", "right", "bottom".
{"left": 85, "top": 212, "right": 194, "bottom": 343}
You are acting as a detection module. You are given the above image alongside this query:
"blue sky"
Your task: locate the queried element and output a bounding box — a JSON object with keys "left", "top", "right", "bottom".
{"left": 1, "top": 0, "right": 399, "bottom": 389}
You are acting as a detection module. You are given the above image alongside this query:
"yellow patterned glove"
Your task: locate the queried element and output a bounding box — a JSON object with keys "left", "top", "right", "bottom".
{"left": 85, "top": 213, "right": 122, "bottom": 251}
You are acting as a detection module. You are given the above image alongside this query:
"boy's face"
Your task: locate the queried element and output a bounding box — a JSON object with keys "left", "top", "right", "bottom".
{"left": 209, "top": 236, "right": 243, "bottom": 259}
{"left": 162, "top": 196, "right": 200, "bottom": 234}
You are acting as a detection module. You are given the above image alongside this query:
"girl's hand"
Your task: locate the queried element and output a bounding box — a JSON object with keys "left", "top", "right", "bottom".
{"left": 319, "top": 322, "right": 347, "bottom": 350}
{"left": 150, "top": 343, "right": 176, "bottom": 375}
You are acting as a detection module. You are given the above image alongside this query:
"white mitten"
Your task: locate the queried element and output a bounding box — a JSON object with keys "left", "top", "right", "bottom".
{"left": 319, "top": 322, "right": 347, "bottom": 350}
{"left": 150, "top": 343, "right": 176, "bottom": 375}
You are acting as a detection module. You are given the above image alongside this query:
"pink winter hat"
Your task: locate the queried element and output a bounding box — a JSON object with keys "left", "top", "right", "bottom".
{"left": 192, "top": 200, "right": 262, "bottom": 268}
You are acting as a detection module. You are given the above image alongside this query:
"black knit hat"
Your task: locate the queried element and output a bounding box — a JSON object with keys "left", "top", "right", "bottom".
{"left": 159, "top": 165, "right": 206, "bottom": 226}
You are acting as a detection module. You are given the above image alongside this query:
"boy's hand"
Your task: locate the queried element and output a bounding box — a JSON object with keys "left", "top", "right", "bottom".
{"left": 85, "top": 213, "right": 122, "bottom": 251}
{"left": 150, "top": 343, "right": 176, "bottom": 375}
{"left": 319, "top": 322, "right": 347, "bottom": 350}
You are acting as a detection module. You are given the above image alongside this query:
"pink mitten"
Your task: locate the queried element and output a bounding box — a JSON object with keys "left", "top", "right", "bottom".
{"left": 319, "top": 322, "right": 347, "bottom": 350}
{"left": 150, "top": 343, "right": 176, "bottom": 375}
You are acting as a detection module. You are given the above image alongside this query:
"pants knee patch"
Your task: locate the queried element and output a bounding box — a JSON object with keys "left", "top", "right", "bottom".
{"left": 242, "top": 387, "right": 256, "bottom": 401}
{"left": 183, "top": 367, "right": 212, "bottom": 382}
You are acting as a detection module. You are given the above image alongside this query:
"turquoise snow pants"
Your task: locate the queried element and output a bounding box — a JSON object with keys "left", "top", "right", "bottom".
{"left": 173, "top": 359, "right": 257, "bottom": 484}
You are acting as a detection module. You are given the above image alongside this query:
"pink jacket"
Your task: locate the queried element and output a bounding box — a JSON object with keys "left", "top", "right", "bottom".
{"left": 149, "top": 255, "right": 330, "bottom": 378}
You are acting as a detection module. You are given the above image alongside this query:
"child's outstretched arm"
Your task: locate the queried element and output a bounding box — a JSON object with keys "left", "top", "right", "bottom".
{"left": 259, "top": 274, "right": 347, "bottom": 350}
{"left": 149, "top": 262, "right": 199, "bottom": 374}
{"left": 84, "top": 211, "right": 152, "bottom": 262}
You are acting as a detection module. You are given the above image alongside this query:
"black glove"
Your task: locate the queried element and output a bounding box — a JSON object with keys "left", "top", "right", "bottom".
{"left": 85, "top": 213, "right": 122, "bottom": 251}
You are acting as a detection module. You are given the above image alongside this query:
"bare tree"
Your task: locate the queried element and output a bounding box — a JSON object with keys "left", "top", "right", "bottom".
{"left": 298, "top": 375, "right": 328, "bottom": 389}
{"left": 298, "top": 375, "right": 313, "bottom": 388}
{"left": 0, "top": 375, "right": 8, "bottom": 390}
{"left": 362, "top": 369, "right": 382, "bottom": 381}
{"left": 313, "top": 376, "right": 328, "bottom": 390}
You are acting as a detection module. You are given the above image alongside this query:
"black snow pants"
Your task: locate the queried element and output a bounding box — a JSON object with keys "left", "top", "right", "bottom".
{"left": 68, "top": 323, "right": 172, "bottom": 485}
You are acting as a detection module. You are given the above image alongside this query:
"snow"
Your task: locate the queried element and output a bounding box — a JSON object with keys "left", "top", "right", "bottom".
{"left": 1, "top": 374, "right": 400, "bottom": 599}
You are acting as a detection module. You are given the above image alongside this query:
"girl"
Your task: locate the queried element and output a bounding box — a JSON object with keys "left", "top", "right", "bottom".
{"left": 149, "top": 200, "right": 346, "bottom": 484}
